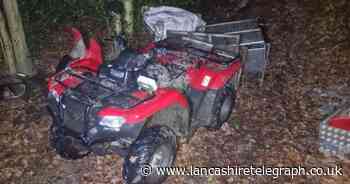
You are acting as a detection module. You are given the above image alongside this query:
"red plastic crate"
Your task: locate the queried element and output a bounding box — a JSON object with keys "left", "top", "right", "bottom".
{"left": 319, "top": 106, "right": 350, "bottom": 158}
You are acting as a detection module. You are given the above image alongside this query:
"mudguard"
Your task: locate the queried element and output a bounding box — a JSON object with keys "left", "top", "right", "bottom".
{"left": 187, "top": 59, "right": 241, "bottom": 91}
{"left": 98, "top": 88, "right": 189, "bottom": 124}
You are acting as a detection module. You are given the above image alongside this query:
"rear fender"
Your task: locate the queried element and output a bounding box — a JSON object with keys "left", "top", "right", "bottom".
{"left": 187, "top": 60, "right": 241, "bottom": 91}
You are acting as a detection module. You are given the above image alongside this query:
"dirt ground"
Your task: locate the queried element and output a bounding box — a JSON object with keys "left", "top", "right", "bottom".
{"left": 1, "top": 0, "right": 350, "bottom": 183}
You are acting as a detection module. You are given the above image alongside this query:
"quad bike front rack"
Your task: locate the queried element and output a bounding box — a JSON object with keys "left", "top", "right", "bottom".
{"left": 54, "top": 68, "right": 155, "bottom": 109}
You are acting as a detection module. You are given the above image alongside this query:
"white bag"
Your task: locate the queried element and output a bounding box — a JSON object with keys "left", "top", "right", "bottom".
{"left": 143, "top": 6, "right": 206, "bottom": 41}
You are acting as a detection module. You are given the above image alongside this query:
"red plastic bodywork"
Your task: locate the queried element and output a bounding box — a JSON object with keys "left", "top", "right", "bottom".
{"left": 142, "top": 42, "right": 242, "bottom": 90}
{"left": 48, "top": 31, "right": 241, "bottom": 125}
{"left": 329, "top": 117, "right": 350, "bottom": 131}
{"left": 48, "top": 28, "right": 102, "bottom": 95}
{"left": 139, "top": 42, "right": 156, "bottom": 53}
{"left": 69, "top": 38, "right": 102, "bottom": 72}
{"left": 63, "top": 27, "right": 102, "bottom": 71}
{"left": 187, "top": 60, "right": 241, "bottom": 91}
{"left": 98, "top": 88, "right": 188, "bottom": 124}
{"left": 64, "top": 27, "right": 82, "bottom": 44}
{"left": 48, "top": 72, "right": 82, "bottom": 95}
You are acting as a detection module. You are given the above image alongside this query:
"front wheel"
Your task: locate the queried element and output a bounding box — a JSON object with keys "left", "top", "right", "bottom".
{"left": 123, "top": 126, "right": 177, "bottom": 184}
{"left": 49, "top": 125, "right": 90, "bottom": 160}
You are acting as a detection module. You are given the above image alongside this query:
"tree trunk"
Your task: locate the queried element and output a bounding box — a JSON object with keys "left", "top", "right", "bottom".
{"left": 3, "top": 0, "right": 36, "bottom": 76}
{"left": 121, "top": 0, "right": 134, "bottom": 34}
{"left": 0, "top": 8, "right": 16, "bottom": 74}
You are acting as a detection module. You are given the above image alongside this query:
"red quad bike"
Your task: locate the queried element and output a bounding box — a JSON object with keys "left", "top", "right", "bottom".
{"left": 47, "top": 28, "right": 242, "bottom": 184}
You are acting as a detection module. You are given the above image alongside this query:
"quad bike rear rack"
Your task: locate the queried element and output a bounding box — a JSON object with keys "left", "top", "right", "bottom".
{"left": 166, "top": 31, "right": 240, "bottom": 59}
{"left": 167, "top": 18, "right": 270, "bottom": 84}
{"left": 200, "top": 18, "right": 270, "bottom": 82}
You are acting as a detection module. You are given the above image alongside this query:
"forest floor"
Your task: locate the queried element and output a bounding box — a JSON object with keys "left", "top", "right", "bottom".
{"left": 1, "top": 0, "right": 350, "bottom": 183}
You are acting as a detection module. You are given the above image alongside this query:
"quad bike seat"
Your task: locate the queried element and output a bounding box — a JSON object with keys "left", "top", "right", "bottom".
{"left": 99, "top": 49, "right": 149, "bottom": 87}
{"left": 109, "top": 49, "right": 148, "bottom": 72}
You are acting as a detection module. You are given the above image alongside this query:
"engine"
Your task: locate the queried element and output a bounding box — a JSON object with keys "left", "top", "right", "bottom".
{"left": 143, "top": 48, "right": 199, "bottom": 90}
{"left": 100, "top": 48, "right": 195, "bottom": 91}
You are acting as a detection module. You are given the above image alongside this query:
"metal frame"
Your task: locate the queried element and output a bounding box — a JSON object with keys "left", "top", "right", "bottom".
{"left": 200, "top": 18, "right": 270, "bottom": 84}
{"left": 166, "top": 30, "right": 240, "bottom": 60}
{"left": 54, "top": 68, "right": 155, "bottom": 109}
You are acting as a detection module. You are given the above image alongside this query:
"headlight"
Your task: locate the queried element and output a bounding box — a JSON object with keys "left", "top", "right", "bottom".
{"left": 99, "top": 116, "right": 126, "bottom": 131}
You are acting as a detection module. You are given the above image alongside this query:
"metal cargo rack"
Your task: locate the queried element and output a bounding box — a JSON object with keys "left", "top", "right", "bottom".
{"left": 54, "top": 68, "right": 155, "bottom": 109}
{"left": 166, "top": 30, "right": 240, "bottom": 60}
{"left": 199, "top": 18, "right": 270, "bottom": 83}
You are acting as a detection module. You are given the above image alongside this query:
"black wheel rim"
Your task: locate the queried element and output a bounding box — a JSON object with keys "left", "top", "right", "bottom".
{"left": 150, "top": 144, "right": 174, "bottom": 169}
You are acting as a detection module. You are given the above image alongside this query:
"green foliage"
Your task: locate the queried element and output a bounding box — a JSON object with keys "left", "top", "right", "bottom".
{"left": 18, "top": 0, "right": 108, "bottom": 26}
{"left": 17, "top": 0, "right": 199, "bottom": 51}
{"left": 17, "top": 0, "right": 111, "bottom": 54}
{"left": 17, "top": 0, "right": 197, "bottom": 34}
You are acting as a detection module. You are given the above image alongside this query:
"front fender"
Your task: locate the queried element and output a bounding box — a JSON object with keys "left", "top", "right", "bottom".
{"left": 98, "top": 88, "right": 189, "bottom": 124}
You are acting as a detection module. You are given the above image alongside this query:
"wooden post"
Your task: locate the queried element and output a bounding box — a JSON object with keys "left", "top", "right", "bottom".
{"left": 0, "top": 8, "right": 16, "bottom": 74}
{"left": 3, "top": 0, "right": 36, "bottom": 76}
{"left": 113, "top": 13, "right": 122, "bottom": 35}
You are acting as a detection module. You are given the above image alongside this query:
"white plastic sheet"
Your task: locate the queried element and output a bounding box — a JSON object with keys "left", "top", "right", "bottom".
{"left": 143, "top": 6, "right": 206, "bottom": 41}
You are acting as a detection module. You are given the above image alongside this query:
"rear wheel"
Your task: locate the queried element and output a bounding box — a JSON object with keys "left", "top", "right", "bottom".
{"left": 123, "top": 126, "right": 177, "bottom": 184}
{"left": 210, "top": 87, "right": 236, "bottom": 129}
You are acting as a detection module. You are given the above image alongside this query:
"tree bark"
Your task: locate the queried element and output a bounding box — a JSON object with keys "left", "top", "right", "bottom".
{"left": 0, "top": 8, "right": 16, "bottom": 74}
{"left": 3, "top": 0, "right": 36, "bottom": 76}
{"left": 121, "top": 0, "right": 134, "bottom": 34}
